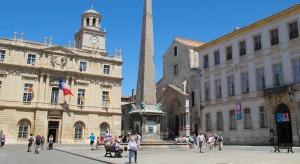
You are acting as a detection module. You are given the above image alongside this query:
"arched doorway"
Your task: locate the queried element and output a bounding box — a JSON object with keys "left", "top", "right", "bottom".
{"left": 100, "top": 122, "right": 110, "bottom": 137}
{"left": 275, "top": 104, "right": 293, "bottom": 144}
{"left": 167, "top": 98, "right": 181, "bottom": 138}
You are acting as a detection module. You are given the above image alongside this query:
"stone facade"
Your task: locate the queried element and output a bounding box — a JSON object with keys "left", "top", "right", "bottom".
{"left": 157, "top": 38, "right": 204, "bottom": 138}
{"left": 158, "top": 4, "right": 300, "bottom": 145}
{"left": 0, "top": 8, "right": 122, "bottom": 144}
{"left": 196, "top": 5, "right": 300, "bottom": 145}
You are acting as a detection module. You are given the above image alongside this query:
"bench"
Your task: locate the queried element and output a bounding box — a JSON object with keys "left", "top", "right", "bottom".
{"left": 273, "top": 144, "right": 293, "bottom": 153}
{"left": 104, "top": 145, "right": 123, "bottom": 158}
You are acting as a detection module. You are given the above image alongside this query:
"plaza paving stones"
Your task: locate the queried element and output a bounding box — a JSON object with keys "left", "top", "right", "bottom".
{"left": 0, "top": 144, "right": 300, "bottom": 164}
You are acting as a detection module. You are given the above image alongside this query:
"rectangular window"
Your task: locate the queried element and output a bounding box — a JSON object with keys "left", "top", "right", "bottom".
{"left": 174, "top": 47, "right": 177, "bottom": 56}
{"left": 241, "top": 72, "right": 249, "bottom": 94}
{"left": 253, "top": 35, "right": 262, "bottom": 51}
{"left": 79, "top": 61, "right": 87, "bottom": 72}
{"left": 23, "top": 83, "right": 33, "bottom": 102}
{"left": 215, "top": 79, "right": 222, "bottom": 99}
{"left": 205, "top": 113, "right": 212, "bottom": 132}
{"left": 0, "top": 81, "right": 2, "bottom": 93}
{"left": 229, "top": 110, "right": 236, "bottom": 130}
{"left": 191, "top": 91, "right": 195, "bottom": 107}
{"left": 103, "top": 65, "right": 110, "bottom": 75}
{"left": 289, "top": 21, "right": 299, "bottom": 40}
{"left": 292, "top": 58, "right": 300, "bottom": 83}
{"left": 217, "top": 112, "right": 223, "bottom": 131}
{"left": 204, "top": 81, "right": 210, "bottom": 101}
{"left": 256, "top": 67, "right": 265, "bottom": 90}
{"left": 51, "top": 87, "right": 59, "bottom": 104}
{"left": 226, "top": 46, "right": 232, "bottom": 61}
{"left": 239, "top": 40, "right": 246, "bottom": 56}
{"left": 203, "top": 55, "right": 209, "bottom": 69}
{"left": 27, "top": 54, "right": 36, "bottom": 65}
{"left": 214, "top": 50, "right": 220, "bottom": 65}
{"left": 244, "top": 108, "right": 252, "bottom": 129}
{"left": 0, "top": 50, "right": 5, "bottom": 62}
{"left": 102, "top": 91, "right": 109, "bottom": 105}
{"left": 77, "top": 89, "right": 85, "bottom": 106}
{"left": 259, "top": 106, "right": 268, "bottom": 128}
{"left": 273, "top": 63, "right": 284, "bottom": 86}
{"left": 270, "top": 28, "right": 279, "bottom": 46}
{"left": 227, "top": 75, "right": 235, "bottom": 96}
{"left": 173, "top": 64, "right": 178, "bottom": 77}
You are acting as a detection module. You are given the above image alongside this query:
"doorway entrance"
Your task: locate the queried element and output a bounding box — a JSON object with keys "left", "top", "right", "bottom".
{"left": 48, "top": 121, "right": 59, "bottom": 143}
{"left": 275, "top": 104, "right": 293, "bottom": 144}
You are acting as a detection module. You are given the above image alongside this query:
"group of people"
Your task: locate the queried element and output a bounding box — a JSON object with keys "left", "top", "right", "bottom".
{"left": 175, "top": 133, "right": 224, "bottom": 153}
{"left": 194, "top": 133, "right": 224, "bottom": 153}
{"left": 27, "top": 134, "right": 54, "bottom": 154}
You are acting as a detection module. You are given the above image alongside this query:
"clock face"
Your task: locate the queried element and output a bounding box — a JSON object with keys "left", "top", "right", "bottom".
{"left": 90, "top": 36, "right": 98, "bottom": 44}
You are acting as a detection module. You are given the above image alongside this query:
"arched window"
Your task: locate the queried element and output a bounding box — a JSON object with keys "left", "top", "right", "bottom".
{"left": 18, "top": 119, "right": 30, "bottom": 138}
{"left": 74, "top": 121, "right": 85, "bottom": 139}
{"left": 92, "top": 18, "right": 96, "bottom": 27}
{"left": 86, "top": 18, "right": 90, "bottom": 26}
{"left": 100, "top": 122, "right": 110, "bottom": 136}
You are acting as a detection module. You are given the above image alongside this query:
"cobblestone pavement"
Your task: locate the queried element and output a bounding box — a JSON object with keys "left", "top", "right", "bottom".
{"left": 1, "top": 144, "right": 299, "bottom": 164}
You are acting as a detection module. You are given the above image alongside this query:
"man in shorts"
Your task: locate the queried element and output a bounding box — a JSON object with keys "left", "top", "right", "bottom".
{"left": 89, "top": 133, "right": 95, "bottom": 150}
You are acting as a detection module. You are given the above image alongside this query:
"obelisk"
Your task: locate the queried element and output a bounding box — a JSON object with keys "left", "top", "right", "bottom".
{"left": 130, "top": 0, "right": 164, "bottom": 141}
{"left": 136, "top": 0, "right": 156, "bottom": 106}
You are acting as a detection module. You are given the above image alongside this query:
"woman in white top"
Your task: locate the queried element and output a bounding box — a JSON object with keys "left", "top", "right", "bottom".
{"left": 127, "top": 135, "right": 138, "bottom": 163}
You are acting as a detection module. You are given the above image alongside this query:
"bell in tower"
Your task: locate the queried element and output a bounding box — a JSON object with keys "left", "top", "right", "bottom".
{"left": 75, "top": 2, "right": 106, "bottom": 52}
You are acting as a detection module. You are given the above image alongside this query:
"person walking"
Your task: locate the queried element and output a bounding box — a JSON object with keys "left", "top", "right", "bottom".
{"left": 34, "top": 135, "right": 42, "bottom": 154}
{"left": 1, "top": 134, "right": 5, "bottom": 148}
{"left": 48, "top": 135, "right": 54, "bottom": 150}
{"left": 197, "top": 133, "right": 205, "bottom": 153}
{"left": 128, "top": 135, "right": 138, "bottom": 163}
{"left": 217, "top": 134, "right": 224, "bottom": 150}
{"left": 41, "top": 136, "right": 45, "bottom": 150}
{"left": 89, "top": 133, "right": 95, "bottom": 150}
{"left": 27, "top": 134, "right": 34, "bottom": 152}
{"left": 193, "top": 133, "right": 197, "bottom": 149}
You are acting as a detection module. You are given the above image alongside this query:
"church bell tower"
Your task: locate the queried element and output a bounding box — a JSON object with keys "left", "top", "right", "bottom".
{"left": 75, "top": 4, "right": 106, "bottom": 52}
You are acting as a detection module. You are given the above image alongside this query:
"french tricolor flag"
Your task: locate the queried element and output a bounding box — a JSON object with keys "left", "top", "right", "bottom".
{"left": 59, "top": 78, "right": 73, "bottom": 96}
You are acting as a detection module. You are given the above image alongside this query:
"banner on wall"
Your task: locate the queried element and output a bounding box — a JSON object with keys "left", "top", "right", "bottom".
{"left": 276, "top": 113, "right": 290, "bottom": 122}
{"left": 236, "top": 103, "right": 242, "bottom": 120}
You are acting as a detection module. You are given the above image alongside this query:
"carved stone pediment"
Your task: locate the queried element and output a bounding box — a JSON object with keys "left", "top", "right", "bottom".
{"left": 44, "top": 46, "right": 76, "bottom": 55}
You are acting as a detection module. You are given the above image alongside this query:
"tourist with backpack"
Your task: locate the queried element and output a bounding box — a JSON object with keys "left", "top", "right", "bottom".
{"left": 27, "top": 134, "right": 34, "bottom": 152}
{"left": 35, "top": 135, "right": 42, "bottom": 154}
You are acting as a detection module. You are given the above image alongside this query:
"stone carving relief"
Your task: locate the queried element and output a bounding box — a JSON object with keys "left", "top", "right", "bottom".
{"left": 51, "top": 55, "right": 67, "bottom": 69}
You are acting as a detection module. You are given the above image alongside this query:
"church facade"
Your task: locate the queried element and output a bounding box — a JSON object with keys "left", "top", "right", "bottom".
{"left": 0, "top": 8, "right": 122, "bottom": 144}
{"left": 157, "top": 37, "right": 203, "bottom": 138}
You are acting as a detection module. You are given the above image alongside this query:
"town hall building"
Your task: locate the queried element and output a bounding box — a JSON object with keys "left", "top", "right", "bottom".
{"left": 0, "top": 7, "right": 122, "bottom": 144}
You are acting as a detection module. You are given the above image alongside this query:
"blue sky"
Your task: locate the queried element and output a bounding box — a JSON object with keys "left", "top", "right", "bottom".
{"left": 0, "top": 0, "right": 299, "bottom": 96}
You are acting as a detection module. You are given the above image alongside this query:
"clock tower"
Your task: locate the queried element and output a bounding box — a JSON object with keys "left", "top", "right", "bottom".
{"left": 75, "top": 7, "right": 106, "bottom": 52}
